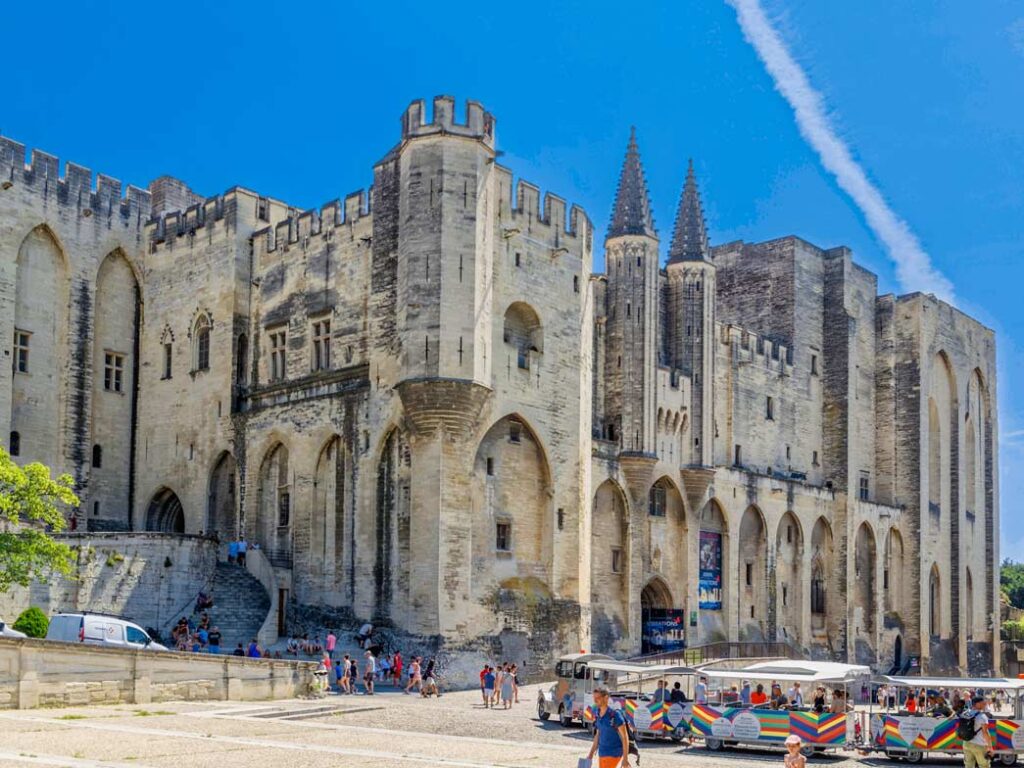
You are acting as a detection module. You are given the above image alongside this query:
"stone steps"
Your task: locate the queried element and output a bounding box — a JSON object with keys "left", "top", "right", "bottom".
{"left": 204, "top": 562, "right": 270, "bottom": 651}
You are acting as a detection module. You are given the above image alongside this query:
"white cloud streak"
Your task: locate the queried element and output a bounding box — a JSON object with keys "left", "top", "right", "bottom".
{"left": 726, "top": 0, "right": 956, "bottom": 304}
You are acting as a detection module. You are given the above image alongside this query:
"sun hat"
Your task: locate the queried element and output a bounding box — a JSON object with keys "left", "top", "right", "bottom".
{"left": 784, "top": 734, "right": 802, "bottom": 746}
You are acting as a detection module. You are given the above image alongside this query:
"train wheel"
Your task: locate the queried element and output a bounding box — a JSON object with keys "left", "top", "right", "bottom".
{"left": 558, "top": 705, "right": 573, "bottom": 728}
{"left": 536, "top": 700, "right": 550, "bottom": 721}
{"left": 904, "top": 750, "right": 924, "bottom": 764}
{"left": 998, "top": 755, "right": 1018, "bottom": 766}
{"left": 705, "top": 738, "right": 723, "bottom": 751}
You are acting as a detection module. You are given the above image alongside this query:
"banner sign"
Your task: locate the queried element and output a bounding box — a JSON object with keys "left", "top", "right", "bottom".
{"left": 698, "top": 531, "right": 722, "bottom": 609}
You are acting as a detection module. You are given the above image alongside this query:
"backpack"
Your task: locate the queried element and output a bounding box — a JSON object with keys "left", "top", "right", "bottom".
{"left": 956, "top": 710, "right": 978, "bottom": 742}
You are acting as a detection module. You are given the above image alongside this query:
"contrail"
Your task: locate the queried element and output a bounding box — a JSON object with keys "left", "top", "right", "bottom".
{"left": 725, "top": 0, "right": 955, "bottom": 304}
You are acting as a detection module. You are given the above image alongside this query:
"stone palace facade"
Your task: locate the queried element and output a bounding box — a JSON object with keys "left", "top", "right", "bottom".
{"left": 0, "top": 96, "right": 999, "bottom": 673}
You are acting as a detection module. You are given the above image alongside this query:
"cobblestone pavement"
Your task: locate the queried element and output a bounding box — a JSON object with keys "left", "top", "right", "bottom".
{"left": 0, "top": 685, "right": 976, "bottom": 768}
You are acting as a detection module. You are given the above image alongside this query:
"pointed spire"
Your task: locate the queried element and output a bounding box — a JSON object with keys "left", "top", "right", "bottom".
{"left": 607, "top": 127, "right": 657, "bottom": 240}
{"left": 668, "top": 158, "right": 710, "bottom": 263}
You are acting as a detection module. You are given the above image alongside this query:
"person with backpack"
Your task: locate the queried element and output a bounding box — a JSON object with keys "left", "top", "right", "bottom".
{"left": 958, "top": 695, "right": 994, "bottom": 768}
{"left": 585, "top": 685, "right": 631, "bottom": 768}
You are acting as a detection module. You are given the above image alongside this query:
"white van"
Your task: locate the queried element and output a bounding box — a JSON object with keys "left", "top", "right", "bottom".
{"left": 46, "top": 613, "right": 167, "bottom": 651}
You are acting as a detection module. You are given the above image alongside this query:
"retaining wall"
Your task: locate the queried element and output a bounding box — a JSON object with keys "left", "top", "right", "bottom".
{"left": 0, "top": 636, "right": 315, "bottom": 709}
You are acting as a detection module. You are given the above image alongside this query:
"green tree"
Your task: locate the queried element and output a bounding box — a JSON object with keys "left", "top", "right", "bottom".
{"left": 1000, "top": 559, "right": 1024, "bottom": 609}
{"left": 12, "top": 606, "right": 49, "bottom": 637}
{"left": 0, "top": 447, "right": 78, "bottom": 593}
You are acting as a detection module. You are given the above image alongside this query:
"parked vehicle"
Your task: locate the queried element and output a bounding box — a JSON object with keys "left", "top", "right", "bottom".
{"left": 692, "top": 660, "right": 871, "bottom": 756}
{"left": 46, "top": 613, "right": 167, "bottom": 651}
{"left": 869, "top": 675, "right": 1024, "bottom": 765}
{"left": 537, "top": 652, "right": 697, "bottom": 740}
{"left": 0, "top": 620, "right": 26, "bottom": 638}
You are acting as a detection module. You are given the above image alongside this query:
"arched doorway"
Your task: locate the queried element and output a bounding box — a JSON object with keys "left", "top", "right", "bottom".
{"left": 311, "top": 435, "right": 347, "bottom": 603}
{"left": 146, "top": 488, "right": 184, "bottom": 533}
{"left": 207, "top": 452, "right": 237, "bottom": 539}
{"left": 810, "top": 517, "right": 835, "bottom": 647}
{"left": 641, "top": 578, "right": 678, "bottom": 655}
{"left": 894, "top": 635, "right": 903, "bottom": 671}
{"left": 255, "top": 443, "right": 291, "bottom": 564}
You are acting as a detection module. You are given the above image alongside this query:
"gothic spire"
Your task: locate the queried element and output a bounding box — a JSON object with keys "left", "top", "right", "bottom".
{"left": 668, "top": 159, "right": 709, "bottom": 263}
{"left": 606, "top": 127, "right": 657, "bottom": 240}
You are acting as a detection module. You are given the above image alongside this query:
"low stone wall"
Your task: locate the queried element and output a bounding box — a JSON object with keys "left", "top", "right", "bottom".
{"left": 0, "top": 637, "right": 315, "bottom": 709}
{"left": 0, "top": 533, "right": 218, "bottom": 631}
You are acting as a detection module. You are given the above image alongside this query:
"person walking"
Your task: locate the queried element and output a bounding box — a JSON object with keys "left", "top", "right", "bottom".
{"left": 959, "top": 695, "right": 994, "bottom": 768}
{"left": 237, "top": 538, "right": 247, "bottom": 566}
{"left": 479, "top": 664, "right": 490, "bottom": 705}
{"left": 511, "top": 663, "right": 520, "bottom": 704}
{"left": 325, "top": 629, "right": 337, "bottom": 660}
{"left": 492, "top": 665, "right": 505, "bottom": 707}
{"left": 393, "top": 650, "right": 403, "bottom": 686}
{"left": 363, "top": 650, "right": 376, "bottom": 695}
{"left": 405, "top": 656, "right": 422, "bottom": 695}
{"left": 584, "top": 685, "right": 630, "bottom": 768}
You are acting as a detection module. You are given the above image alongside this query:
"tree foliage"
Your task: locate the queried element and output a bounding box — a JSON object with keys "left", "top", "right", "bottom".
{"left": 1000, "top": 559, "right": 1024, "bottom": 610}
{"left": 12, "top": 606, "right": 49, "bottom": 638}
{"left": 0, "top": 448, "right": 78, "bottom": 593}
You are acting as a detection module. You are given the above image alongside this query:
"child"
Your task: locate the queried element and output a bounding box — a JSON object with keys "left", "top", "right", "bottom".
{"left": 784, "top": 734, "right": 806, "bottom": 768}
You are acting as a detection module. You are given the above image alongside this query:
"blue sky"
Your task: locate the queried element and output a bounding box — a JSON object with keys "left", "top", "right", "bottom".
{"left": 6, "top": 1, "right": 1023, "bottom": 556}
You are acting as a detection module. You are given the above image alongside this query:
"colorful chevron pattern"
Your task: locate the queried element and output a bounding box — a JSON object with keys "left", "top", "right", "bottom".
{"left": 648, "top": 702, "right": 669, "bottom": 731}
{"left": 753, "top": 710, "right": 791, "bottom": 741}
{"left": 994, "top": 719, "right": 1020, "bottom": 752}
{"left": 928, "top": 718, "right": 959, "bottom": 751}
{"left": 582, "top": 705, "right": 596, "bottom": 723}
{"left": 687, "top": 704, "right": 719, "bottom": 736}
{"left": 882, "top": 717, "right": 909, "bottom": 749}
{"left": 788, "top": 711, "right": 846, "bottom": 745}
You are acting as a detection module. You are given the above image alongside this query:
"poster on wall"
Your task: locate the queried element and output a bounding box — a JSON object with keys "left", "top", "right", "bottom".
{"left": 698, "top": 531, "right": 722, "bottom": 609}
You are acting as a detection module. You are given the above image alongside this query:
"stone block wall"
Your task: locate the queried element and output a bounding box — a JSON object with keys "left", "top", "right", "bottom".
{"left": 0, "top": 533, "right": 217, "bottom": 633}
{"left": 0, "top": 636, "right": 314, "bottom": 709}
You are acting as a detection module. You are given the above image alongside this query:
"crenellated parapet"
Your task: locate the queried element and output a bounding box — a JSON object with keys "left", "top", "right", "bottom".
{"left": 493, "top": 165, "right": 591, "bottom": 248}
{"left": 401, "top": 95, "right": 495, "bottom": 149}
{"left": 0, "top": 136, "right": 151, "bottom": 222}
{"left": 717, "top": 321, "right": 794, "bottom": 373}
{"left": 250, "top": 189, "right": 372, "bottom": 263}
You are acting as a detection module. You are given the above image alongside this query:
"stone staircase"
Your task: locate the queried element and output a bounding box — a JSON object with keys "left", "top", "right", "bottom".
{"left": 207, "top": 562, "right": 271, "bottom": 652}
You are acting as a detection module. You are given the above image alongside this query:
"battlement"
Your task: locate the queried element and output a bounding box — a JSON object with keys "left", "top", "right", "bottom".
{"left": 717, "top": 321, "right": 794, "bottom": 372}
{"left": 145, "top": 186, "right": 300, "bottom": 253}
{"left": 0, "top": 136, "right": 151, "bottom": 221}
{"left": 251, "top": 188, "right": 372, "bottom": 261}
{"left": 401, "top": 96, "right": 496, "bottom": 149}
{"left": 493, "top": 165, "right": 591, "bottom": 243}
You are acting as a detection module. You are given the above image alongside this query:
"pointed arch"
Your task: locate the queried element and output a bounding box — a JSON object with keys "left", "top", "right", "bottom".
{"left": 12, "top": 224, "right": 71, "bottom": 466}
{"left": 91, "top": 248, "right": 140, "bottom": 529}
{"left": 775, "top": 511, "right": 804, "bottom": 643}
{"left": 641, "top": 576, "right": 674, "bottom": 612}
{"left": 738, "top": 505, "right": 768, "bottom": 639}
{"left": 929, "top": 563, "right": 942, "bottom": 637}
{"left": 310, "top": 434, "right": 347, "bottom": 602}
{"left": 206, "top": 451, "right": 238, "bottom": 540}
{"left": 853, "top": 522, "right": 878, "bottom": 641}
{"left": 591, "top": 478, "right": 630, "bottom": 652}
{"left": 374, "top": 428, "right": 411, "bottom": 622}
{"left": 502, "top": 301, "right": 544, "bottom": 370}
{"left": 255, "top": 441, "right": 291, "bottom": 563}
{"left": 810, "top": 516, "right": 834, "bottom": 637}
{"left": 146, "top": 487, "right": 185, "bottom": 533}
{"left": 886, "top": 527, "right": 906, "bottom": 620}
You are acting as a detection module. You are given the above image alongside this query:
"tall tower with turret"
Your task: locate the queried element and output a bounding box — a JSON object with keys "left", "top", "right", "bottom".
{"left": 666, "top": 160, "right": 715, "bottom": 466}
{"left": 603, "top": 129, "right": 660, "bottom": 458}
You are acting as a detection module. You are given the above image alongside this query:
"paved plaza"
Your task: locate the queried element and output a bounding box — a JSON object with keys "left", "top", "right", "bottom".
{"left": 0, "top": 686, "right": 973, "bottom": 768}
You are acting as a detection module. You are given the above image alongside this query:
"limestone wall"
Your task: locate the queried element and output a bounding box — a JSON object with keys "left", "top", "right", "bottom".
{"left": 0, "top": 533, "right": 217, "bottom": 633}
{"left": 0, "top": 636, "right": 314, "bottom": 709}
